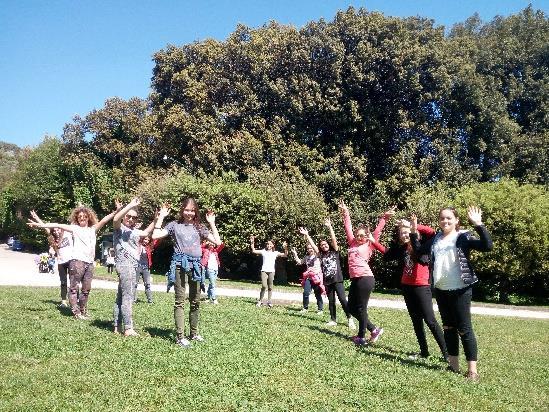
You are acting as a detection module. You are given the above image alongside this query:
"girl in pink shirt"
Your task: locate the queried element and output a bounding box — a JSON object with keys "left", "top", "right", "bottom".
{"left": 339, "top": 200, "right": 394, "bottom": 345}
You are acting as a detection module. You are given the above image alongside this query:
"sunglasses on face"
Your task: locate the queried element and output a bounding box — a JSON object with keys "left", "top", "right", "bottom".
{"left": 126, "top": 215, "right": 138, "bottom": 220}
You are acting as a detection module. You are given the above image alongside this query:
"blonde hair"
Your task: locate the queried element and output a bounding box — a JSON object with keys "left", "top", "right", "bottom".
{"left": 69, "top": 206, "right": 98, "bottom": 226}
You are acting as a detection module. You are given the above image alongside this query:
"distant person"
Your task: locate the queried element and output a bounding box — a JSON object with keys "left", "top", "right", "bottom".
{"left": 291, "top": 227, "right": 324, "bottom": 315}
{"left": 318, "top": 217, "right": 355, "bottom": 329}
{"left": 30, "top": 210, "right": 74, "bottom": 308}
{"left": 106, "top": 248, "right": 115, "bottom": 274}
{"left": 200, "top": 239, "right": 225, "bottom": 305}
{"left": 134, "top": 236, "right": 158, "bottom": 304}
{"left": 250, "top": 236, "right": 288, "bottom": 308}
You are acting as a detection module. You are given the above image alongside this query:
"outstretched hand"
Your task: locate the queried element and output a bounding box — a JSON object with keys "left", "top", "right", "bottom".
{"left": 410, "top": 214, "right": 418, "bottom": 233}
{"left": 128, "top": 197, "right": 141, "bottom": 208}
{"left": 467, "top": 206, "right": 483, "bottom": 226}
{"left": 298, "top": 227, "right": 308, "bottom": 236}
{"left": 282, "top": 241, "right": 288, "bottom": 249}
{"left": 338, "top": 199, "right": 348, "bottom": 213}
{"left": 383, "top": 205, "right": 397, "bottom": 220}
{"left": 158, "top": 203, "right": 171, "bottom": 218}
{"left": 324, "top": 217, "right": 332, "bottom": 228}
{"left": 205, "top": 210, "right": 216, "bottom": 224}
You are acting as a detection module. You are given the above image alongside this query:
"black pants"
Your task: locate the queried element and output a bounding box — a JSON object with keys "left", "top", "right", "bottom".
{"left": 326, "top": 282, "right": 350, "bottom": 321}
{"left": 401, "top": 284, "right": 447, "bottom": 358}
{"left": 58, "top": 262, "right": 69, "bottom": 301}
{"left": 303, "top": 278, "right": 323, "bottom": 310}
{"left": 348, "top": 276, "right": 376, "bottom": 338}
{"left": 435, "top": 286, "right": 477, "bottom": 361}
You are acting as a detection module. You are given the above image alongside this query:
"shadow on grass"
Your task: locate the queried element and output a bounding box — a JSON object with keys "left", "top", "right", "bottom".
{"left": 307, "top": 324, "right": 447, "bottom": 372}
{"left": 40, "top": 299, "right": 73, "bottom": 317}
{"left": 144, "top": 326, "right": 173, "bottom": 341}
{"left": 91, "top": 319, "right": 114, "bottom": 332}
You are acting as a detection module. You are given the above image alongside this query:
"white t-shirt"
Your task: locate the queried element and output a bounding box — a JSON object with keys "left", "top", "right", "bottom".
{"left": 207, "top": 252, "right": 219, "bottom": 271}
{"left": 260, "top": 250, "right": 279, "bottom": 273}
{"left": 56, "top": 231, "right": 73, "bottom": 264}
{"left": 432, "top": 231, "right": 466, "bottom": 290}
{"left": 70, "top": 225, "right": 96, "bottom": 264}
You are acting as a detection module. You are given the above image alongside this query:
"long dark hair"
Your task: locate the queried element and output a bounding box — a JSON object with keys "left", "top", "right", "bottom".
{"left": 177, "top": 197, "right": 202, "bottom": 225}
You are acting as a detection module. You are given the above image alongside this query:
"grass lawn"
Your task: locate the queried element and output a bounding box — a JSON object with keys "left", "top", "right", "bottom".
{"left": 1, "top": 286, "right": 547, "bottom": 411}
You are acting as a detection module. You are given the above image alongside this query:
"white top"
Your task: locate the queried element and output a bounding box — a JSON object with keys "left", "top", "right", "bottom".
{"left": 70, "top": 225, "right": 96, "bottom": 264}
{"left": 260, "top": 250, "right": 279, "bottom": 273}
{"left": 207, "top": 252, "right": 219, "bottom": 271}
{"left": 432, "top": 231, "right": 466, "bottom": 290}
{"left": 56, "top": 231, "right": 73, "bottom": 265}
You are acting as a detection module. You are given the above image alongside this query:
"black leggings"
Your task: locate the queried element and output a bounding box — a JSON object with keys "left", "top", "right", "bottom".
{"left": 325, "top": 282, "right": 350, "bottom": 321}
{"left": 348, "top": 276, "right": 376, "bottom": 338}
{"left": 435, "top": 286, "right": 477, "bottom": 361}
{"left": 401, "top": 285, "right": 447, "bottom": 358}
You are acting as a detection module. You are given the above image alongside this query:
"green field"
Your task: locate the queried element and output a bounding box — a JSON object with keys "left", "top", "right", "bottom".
{"left": 0, "top": 286, "right": 547, "bottom": 411}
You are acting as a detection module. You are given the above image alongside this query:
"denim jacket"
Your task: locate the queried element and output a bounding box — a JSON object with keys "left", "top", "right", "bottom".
{"left": 167, "top": 253, "right": 203, "bottom": 288}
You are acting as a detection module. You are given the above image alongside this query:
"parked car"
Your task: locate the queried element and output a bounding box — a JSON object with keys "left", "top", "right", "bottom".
{"left": 11, "top": 240, "right": 24, "bottom": 251}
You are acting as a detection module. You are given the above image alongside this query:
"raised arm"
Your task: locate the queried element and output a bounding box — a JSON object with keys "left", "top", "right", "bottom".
{"left": 113, "top": 198, "right": 140, "bottom": 230}
{"left": 372, "top": 206, "right": 396, "bottom": 241}
{"left": 410, "top": 214, "right": 433, "bottom": 255}
{"left": 140, "top": 209, "right": 159, "bottom": 237}
{"left": 30, "top": 210, "right": 51, "bottom": 236}
{"left": 290, "top": 247, "right": 303, "bottom": 264}
{"left": 27, "top": 219, "right": 73, "bottom": 233}
{"left": 152, "top": 204, "right": 171, "bottom": 240}
{"left": 94, "top": 199, "right": 123, "bottom": 232}
{"left": 278, "top": 241, "right": 288, "bottom": 258}
{"left": 205, "top": 211, "right": 221, "bottom": 246}
{"left": 298, "top": 227, "right": 319, "bottom": 254}
{"left": 338, "top": 199, "right": 355, "bottom": 245}
{"left": 250, "top": 235, "right": 262, "bottom": 255}
{"left": 324, "top": 217, "right": 339, "bottom": 251}
{"left": 367, "top": 232, "right": 387, "bottom": 254}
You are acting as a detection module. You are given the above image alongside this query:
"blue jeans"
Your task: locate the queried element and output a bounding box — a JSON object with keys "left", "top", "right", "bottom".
{"left": 303, "top": 278, "right": 323, "bottom": 311}
{"left": 203, "top": 268, "right": 218, "bottom": 300}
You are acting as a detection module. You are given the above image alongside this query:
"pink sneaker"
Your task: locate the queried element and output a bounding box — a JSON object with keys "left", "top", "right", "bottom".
{"left": 369, "top": 327, "right": 384, "bottom": 343}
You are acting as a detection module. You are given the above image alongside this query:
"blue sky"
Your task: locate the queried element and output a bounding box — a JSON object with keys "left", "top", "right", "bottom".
{"left": 1, "top": 0, "right": 546, "bottom": 147}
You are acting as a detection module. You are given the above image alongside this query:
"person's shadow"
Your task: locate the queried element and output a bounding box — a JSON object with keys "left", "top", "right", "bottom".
{"left": 90, "top": 319, "right": 114, "bottom": 332}
{"left": 144, "top": 326, "right": 173, "bottom": 341}
{"left": 41, "top": 299, "right": 72, "bottom": 317}
{"left": 307, "top": 324, "right": 447, "bottom": 372}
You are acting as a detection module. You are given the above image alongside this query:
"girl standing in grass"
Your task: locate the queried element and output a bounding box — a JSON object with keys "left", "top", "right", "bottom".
{"left": 153, "top": 199, "right": 221, "bottom": 347}
{"left": 27, "top": 201, "right": 121, "bottom": 319}
{"left": 200, "top": 239, "right": 225, "bottom": 305}
{"left": 410, "top": 206, "right": 492, "bottom": 381}
{"left": 319, "top": 218, "right": 355, "bottom": 329}
{"left": 112, "top": 198, "right": 156, "bottom": 336}
{"left": 291, "top": 227, "right": 324, "bottom": 314}
{"left": 370, "top": 217, "right": 448, "bottom": 360}
{"left": 30, "top": 210, "right": 74, "bottom": 308}
{"left": 339, "top": 200, "right": 394, "bottom": 345}
{"left": 250, "top": 236, "right": 288, "bottom": 308}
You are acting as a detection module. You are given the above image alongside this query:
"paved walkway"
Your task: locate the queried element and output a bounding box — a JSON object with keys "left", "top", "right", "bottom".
{"left": 0, "top": 245, "right": 547, "bottom": 319}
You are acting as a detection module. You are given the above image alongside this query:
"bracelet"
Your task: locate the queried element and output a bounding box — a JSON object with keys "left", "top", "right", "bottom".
{"left": 154, "top": 226, "right": 161, "bottom": 229}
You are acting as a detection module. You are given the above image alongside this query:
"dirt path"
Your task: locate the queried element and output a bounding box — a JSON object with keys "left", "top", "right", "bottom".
{"left": 0, "top": 245, "right": 547, "bottom": 319}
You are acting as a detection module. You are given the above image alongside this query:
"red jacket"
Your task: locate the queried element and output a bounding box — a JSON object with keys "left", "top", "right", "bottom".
{"left": 371, "top": 225, "right": 435, "bottom": 286}
{"left": 200, "top": 243, "right": 225, "bottom": 268}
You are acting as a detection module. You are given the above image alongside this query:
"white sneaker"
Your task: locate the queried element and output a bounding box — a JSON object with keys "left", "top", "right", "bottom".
{"left": 300, "top": 308, "right": 308, "bottom": 313}
{"left": 316, "top": 310, "right": 323, "bottom": 315}
{"left": 326, "top": 320, "right": 337, "bottom": 327}
{"left": 176, "top": 338, "right": 191, "bottom": 348}
{"left": 348, "top": 318, "right": 356, "bottom": 330}
{"left": 212, "top": 299, "right": 219, "bottom": 305}
{"left": 59, "top": 300, "right": 68, "bottom": 308}
{"left": 190, "top": 335, "right": 204, "bottom": 342}
{"left": 256, "top": 301, "right": 262, "bottom": 307}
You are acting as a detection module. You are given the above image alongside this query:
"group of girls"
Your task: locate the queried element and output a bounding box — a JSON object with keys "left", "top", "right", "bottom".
{"left": 28, "top": 196, "right": 493, "bottom": 380}
{"left": 27, "top": 197, "right": 223, "bottom": 347}
{"left": 284, "top": 201, "right": 492, "bottom": 381}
